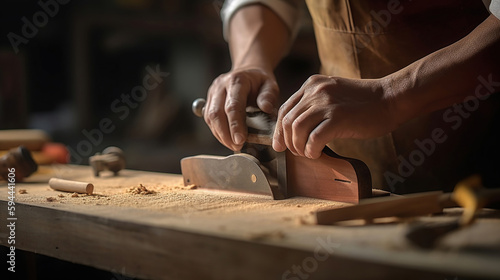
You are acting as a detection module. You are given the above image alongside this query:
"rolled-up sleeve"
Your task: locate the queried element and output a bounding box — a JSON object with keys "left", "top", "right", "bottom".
{"left": 220, "top": 0, "right": 302, "bottom": 42}
{"left": 491, "top": 0, "right": 500, "bottom": 19}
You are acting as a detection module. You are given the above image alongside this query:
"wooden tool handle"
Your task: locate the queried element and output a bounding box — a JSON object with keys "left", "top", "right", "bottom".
{"left": 192, "top": 98, "right": 273, "bottom": 146}
{"left": 49, "top": 178, "right": 94, "bottom": 195}
{"left": 0, "top": 129, "right": 50, "bottom": 150}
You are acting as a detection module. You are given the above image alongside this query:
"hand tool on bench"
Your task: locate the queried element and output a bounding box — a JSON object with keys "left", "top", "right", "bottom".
{"left": 181, "top": 98, "right": 373, "bottom": 203}
{"left": 0, "top": 129, "right": 69, "bottom": 164}
{"left": 0, "top": 146, "right": 38, "bottom": 181}
{"left": 89, "top": 146, "right": 126, "bottom": 177}
{"left": 314, "top": 176, "right": 500, "bottom": 225}
{"left": 405, "top": 175, "right": 500, "bottom": 248}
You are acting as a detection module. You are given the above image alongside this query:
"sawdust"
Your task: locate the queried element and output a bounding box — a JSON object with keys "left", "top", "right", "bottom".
{"left": 180, "top": 184, "right": 197, "bottom": 190}
{"left": 127, "top": 184, "right": 156, "bottom": 195}
{"left": 7, "top": 166, "right": 348, "bottom": 225}
{"left": 18, "top": 185, "right": 345, "bottom": 221}
{"left": 18, "top": 189, "right": 27, "bottom": 194}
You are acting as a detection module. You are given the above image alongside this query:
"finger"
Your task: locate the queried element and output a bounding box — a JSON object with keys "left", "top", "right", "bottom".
{"left": 273, "top": 89, "right": 303, "bottom": 153}
{"left": 282, "top": 100, "right": 308, "bottom": 156}
{"left": 256, "top": 78, "right": 279, "bottom": 115}
{"left": 304, "top": 119, "right": 335, "bottom": 159}
{"left": 291, "top": 107, "right": 326, "bottom": 157}
{"left": 205, "top": 85, "right": 234, "bottom": 150}
{"left": 225, "top": 75, "right": 251, "bottom": 149}
{"left": 204, "top": 83, "right": 222, "bottom": 142}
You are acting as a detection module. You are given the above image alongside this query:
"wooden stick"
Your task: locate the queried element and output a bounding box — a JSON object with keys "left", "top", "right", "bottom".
{"left": 246, "top": 133, "right": 272, "bottom": 146}
{"left": 315, "top": 191, "right": 443, "bottom": 224}
{"left": 49, "top": 178, "right": 94, "bottom": 195}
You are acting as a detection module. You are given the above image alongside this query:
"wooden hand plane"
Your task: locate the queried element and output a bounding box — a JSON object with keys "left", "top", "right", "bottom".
{"left": 181, "top": 99, "right": 372, "bottom": 203}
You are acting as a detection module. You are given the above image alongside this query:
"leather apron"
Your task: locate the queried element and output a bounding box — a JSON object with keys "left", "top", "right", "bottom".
{"left": 305, "top": 0, "right": 500, "bottom": 193}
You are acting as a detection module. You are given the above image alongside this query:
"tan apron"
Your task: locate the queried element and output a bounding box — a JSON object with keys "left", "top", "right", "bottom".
{"left": 305, "top": 0, "right": 500, "bottom": 193}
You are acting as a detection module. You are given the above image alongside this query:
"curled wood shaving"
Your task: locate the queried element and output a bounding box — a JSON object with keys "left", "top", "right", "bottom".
{"left": 18, "top": 189, "right": 27, "bottom": 194}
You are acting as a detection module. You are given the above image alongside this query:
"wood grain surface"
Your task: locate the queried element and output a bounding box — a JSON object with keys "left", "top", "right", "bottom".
{"left": 287, "top": 147, "right": 372, "bottom": 203}
{"left": 1, "top": 165, "right": 499, "bottom": 280}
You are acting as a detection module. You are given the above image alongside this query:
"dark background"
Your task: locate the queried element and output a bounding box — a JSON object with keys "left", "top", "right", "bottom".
{"left": 0, "top": 0, "right": 319, "bottom": 174}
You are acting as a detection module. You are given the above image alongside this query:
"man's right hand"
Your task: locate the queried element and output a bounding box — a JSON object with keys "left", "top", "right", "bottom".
{"left": 205, "top": 3, "right": 292, "bottom": 150}
{"left": 204, "top": 68, "right": 279, "bottom": 151}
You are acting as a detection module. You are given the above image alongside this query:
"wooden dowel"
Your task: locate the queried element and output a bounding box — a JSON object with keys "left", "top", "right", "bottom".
{"left": 49, "top": 178, "right": 94, "bottom": 195}
{"left": 246, "top": 134, "right": 272, "bottom": 146}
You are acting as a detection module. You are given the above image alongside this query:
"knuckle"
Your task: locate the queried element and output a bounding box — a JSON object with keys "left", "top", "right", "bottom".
{"left": 213, "top": 74, "right": 227, "bottom": 86}
{"left": 278, "top": 103, "right": 289, "bottom": 115}
{"left": 282, "top": 115, "right": 294, "bottom": 128}
{"left": 227, "top": 72, "right": 245, "bottom": 85}
{"left": 291, "top": 118, "right": 303, "bottom": 131}
{"left": 228, "top": 120, "right": 239, "bottom": 130}
{"left": 315, "top": 83, "right": 329, "bottom": 94}
{"left": 308, "top": 130, "right": 323, "bottom": 146}
{"left": 224, "top": 99, "right": 244, "bottom": 114}
{"left": 307, "top": 74, "right": 322, "bottom": 83}
{"left": 205, "top": 107, "right": 224, "bottom": 122}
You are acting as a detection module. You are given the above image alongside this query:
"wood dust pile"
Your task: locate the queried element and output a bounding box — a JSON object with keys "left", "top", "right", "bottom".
{"left": 127, "top": 184, "right": 156, "bottom": 195}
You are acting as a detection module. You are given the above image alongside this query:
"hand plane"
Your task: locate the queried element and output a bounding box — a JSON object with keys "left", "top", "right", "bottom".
{"left": 181, "top": 99, "right": 372, "bottom": 203}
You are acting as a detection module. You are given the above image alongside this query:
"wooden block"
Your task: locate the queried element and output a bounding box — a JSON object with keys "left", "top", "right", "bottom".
{"left": 286, "top": 147, "right": 372, "bottom": 203}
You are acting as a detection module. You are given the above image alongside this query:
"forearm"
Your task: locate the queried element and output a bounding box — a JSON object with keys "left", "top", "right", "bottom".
{"left": 386, "top": 15, "right": 500, "bottom": 126}
{"left": 228, "top": 4, "right": 291, "bottom": 73}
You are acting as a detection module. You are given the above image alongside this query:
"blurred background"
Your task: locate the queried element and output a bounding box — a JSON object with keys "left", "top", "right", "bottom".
{"left": 0, "top": 0, "right": 319, "bottom": 174}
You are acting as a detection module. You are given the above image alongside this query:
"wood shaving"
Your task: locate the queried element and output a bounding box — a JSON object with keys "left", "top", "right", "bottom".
{"left": 46, "top": 197, "right": 57, "bottom": 202}
{"left": 58, "top": 194, "right": 65, "bottom": 198}
{"left": 71, "top": 193, "right": 79, "bottom": 198}
{"left": 127, "top": 184, "right": 156, "bottom": 195}
{"left": 18, "top": 189, "right": 27, "bottom": 194}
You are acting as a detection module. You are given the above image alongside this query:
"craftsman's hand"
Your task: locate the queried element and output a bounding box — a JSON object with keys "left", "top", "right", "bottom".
{"left": 272, "top": 75, "right": 397, "bottom": 159}
{"left": 205, "top": 68, "right": 279, "bottom": 151}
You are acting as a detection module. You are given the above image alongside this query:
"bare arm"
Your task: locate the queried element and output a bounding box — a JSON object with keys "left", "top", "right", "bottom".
{"left": 273, "top": 15, "right": 500, "bottom": 159}
{"left": 388, "top": 15, "right": 500, "bottom": 126}
{"left": 205, "top": 4, "right": 291, "bottom": 151}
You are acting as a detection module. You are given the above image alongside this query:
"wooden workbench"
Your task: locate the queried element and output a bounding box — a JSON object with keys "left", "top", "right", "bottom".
{"left": 1, "top": 165, "right": 499, "bottom": 280}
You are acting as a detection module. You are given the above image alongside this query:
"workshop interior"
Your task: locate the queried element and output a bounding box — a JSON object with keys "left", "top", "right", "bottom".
{"left": 0, "top": 0, "right": 319, "bottom": 174}
{"left": 1, "top": 0, "right": 500, "bottom": 280}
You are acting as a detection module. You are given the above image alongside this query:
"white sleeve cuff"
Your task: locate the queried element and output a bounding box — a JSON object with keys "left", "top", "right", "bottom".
{"left": 220, "top": 0, "right": 301, "bottom": 42}
{"left": 491, "top": 0, "right": 500, "bottom": 19}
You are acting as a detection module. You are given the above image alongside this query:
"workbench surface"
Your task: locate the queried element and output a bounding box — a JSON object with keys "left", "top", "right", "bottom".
{"left": 1, "top": 165, "right": 499, "bottom": 280}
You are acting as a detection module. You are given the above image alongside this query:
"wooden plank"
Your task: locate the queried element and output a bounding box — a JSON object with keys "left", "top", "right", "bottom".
{"left": 1, "top": 202, "right": 457, "bottom": 280}
{"left": 0, "top": 165, "right": 499, "bottom": 279}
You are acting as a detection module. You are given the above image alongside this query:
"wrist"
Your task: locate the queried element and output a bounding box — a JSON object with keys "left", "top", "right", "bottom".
{"left": 231, "top": 64, "right": 276, "bottom": 79}
{"left": 232, "top": 62, "right": 274, "bottom": 75}
{"left": 380, "top": 74, "right": 415, "bottom": 129}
